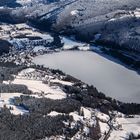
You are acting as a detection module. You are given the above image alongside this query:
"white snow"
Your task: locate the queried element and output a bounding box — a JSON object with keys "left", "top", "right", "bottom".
{"left": 78, "top": 45, "right": 90, "bottom": 51}
{"left": 0, "top": 7, "right": 4, "bottom": 9}
{"left": 69, "top": 112, "right": 83, "bottom": 122}
{"left": 43, "top": 135, "right": 65, "bottom": 140}
{"left": 33, "top": 46, "right": 46, "bottom": 52}
{"left": 99, "top": 121, "right": 110, "bottom": 134}
{"left": 71, "top": 10, "right": 79, "bottom": 16}
{"left": 109, "top": 116, "right": 140, "bottom": 140}
{"left": 16, "top": 0, "right": 32, "bottom": 5}
{"left": 4, "top": 68, "right": 67, "bottom": 101}
{"left": 61, "top": 37, "right": 87, "bottom": 50}
{"left": 134, "top": 9, "right": 140, "bottom": 18}
{"left": 50, "top": 79, "right": 73, "bottom": 86}
{"left": 0, "top": 93, "right": 28, "bottom": 115}
{"left": 0, "top": 23, "right": 53, "bottom": 42}
{"left": 13, "top": 78, "right": 66, "bottom": 100}
{"left": 96, "top": 111, "right": 110, "bottom": 122}
{"left": 18, "top": 68, "right": 35, "bottom": 76}
{"left": 48, "top": 111, "right": 63, "bottom": 116}
{"left": 83, "top": 126, "right": 90, "bottom": 135}
{"left": 81, "top": 107, "right": 92, "bottom": 119}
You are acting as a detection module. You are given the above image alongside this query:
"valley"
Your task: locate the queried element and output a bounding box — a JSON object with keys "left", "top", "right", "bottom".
{"left": 0, "top": 63, "right": 140, "bottom": 140}
{"left": 0, "top": 0, "right": 139, "bottom": 139}
{"left": 0, "top": 22, "right": 139, "bottom": 139}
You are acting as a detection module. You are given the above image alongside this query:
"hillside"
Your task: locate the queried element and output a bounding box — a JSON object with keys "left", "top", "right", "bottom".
{"left": 0, "top": 0, "right": 139, "bottom": 52}
{"left": 8, "top": 0, "right": 139, "bottom": 52}
{"left": 0, "top": 62, "right": 139, "bottom": 140}
{"left": 0, "top": 1, "right": 139, "bottom": 139}
{"left": 0, "top": 22, "right": 139, "bottom": 139}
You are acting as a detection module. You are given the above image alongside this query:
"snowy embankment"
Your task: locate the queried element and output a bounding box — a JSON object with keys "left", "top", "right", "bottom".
{"left": 96, "top": 111, "right": 140, "bottom": 140}
{"left": 13, "top": 68, "right": 68, "bottom": 100}
{"left": 16, "top": 0, "right": 32, "bottom": 5}
{"left": 47, "top": 107, "right": 140, "bottom": 140}
{"left": 61, "top": 37, "right": 90, "bottom": 50}
{"left": 109, "top": 115, "right": 140, "bottom": 140}
{"left": 0, "top": 68, "right": 73, "bottom": 115}
{"left": 13, "top": 78, "right": 67, "bottom": 100}
{"left": 48, "top": 107, "right": 96, "bottom": 139}
{"left": 0, "top": 93, "right": 28, "bottom": 115}
{"left": 1, "top": 67, "right": 140, "bottom": 139}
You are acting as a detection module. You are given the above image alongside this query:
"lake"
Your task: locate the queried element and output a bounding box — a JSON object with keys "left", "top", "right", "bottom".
{"left": 33, "top": 51, "right": 140, "bottom": 103}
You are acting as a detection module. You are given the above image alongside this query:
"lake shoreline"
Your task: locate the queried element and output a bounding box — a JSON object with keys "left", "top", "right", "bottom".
{"left": 33, "top": 50, "right": 140, "bottom": 103}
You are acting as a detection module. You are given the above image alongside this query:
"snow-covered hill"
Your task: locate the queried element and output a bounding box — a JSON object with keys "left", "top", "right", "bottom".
{"left": 0, "top": 0, "right": 139, "bottom": 52}
{"left": 0, "top": 64, "right": 140, "bottom": 140}
{"left": 5, "top": 0, "right": 138, "bottom": 52}
{"left": 0, "top": 1, "right": 139, "bottom": 139}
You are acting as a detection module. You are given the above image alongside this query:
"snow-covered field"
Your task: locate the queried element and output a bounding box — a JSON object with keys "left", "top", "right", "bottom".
{"left": 96, "top": 111, "right": 140, "bottom": 140}
{"left": 109, "top": 116, "right": 140, "bottom": 140}
{"left": 16, "top": 0, "right": 32, "bottom": 5}
{"left": 96, "top": 111, "right": 110, "bottom": 122}
{"left": 13, "top": 78, "right": 66, "bottom": 99}
{"left": 0, "top": 67, "right": 140, "bottom": 139}
{"left": 0, "top": 68, "right": 69, "bottom": 114}
{"left": 99, "top": 121, "right": 110, "bottom": 134}
{"left": 47, "top": 107, "right": 140, "bottom": 140}
{"left": 13, "top": 68, "right": 67, "bottom": 100}
{"left": 0, "top": 93, "right": 28, "bottom": 115}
